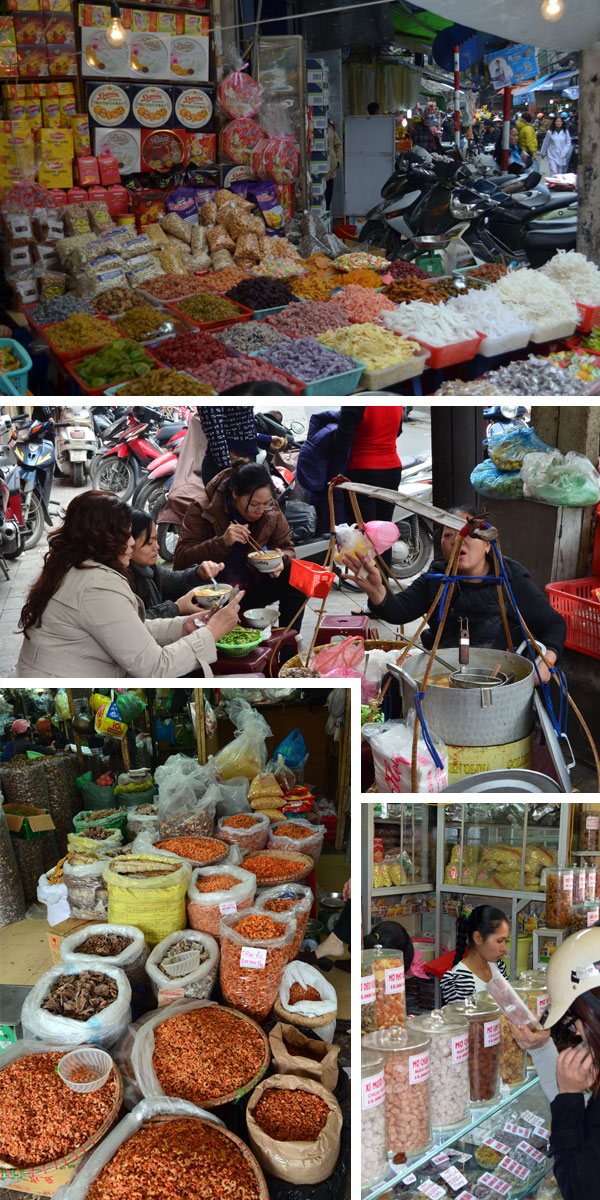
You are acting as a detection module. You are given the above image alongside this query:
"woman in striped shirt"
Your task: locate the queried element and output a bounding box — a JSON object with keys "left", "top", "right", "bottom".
{"left": 441, "top": 905, "right": 510, "bottom": 1004}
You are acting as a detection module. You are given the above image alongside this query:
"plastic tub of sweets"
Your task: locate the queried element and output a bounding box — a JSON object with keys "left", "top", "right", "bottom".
{"left": 360, "top": 350, "right": 428, "bottom": 390}
{"left": 416, "top": 330, "right": 485, "bottom": 369}
{"left": 165, "top": 297, "right": 255, "bottom": 333}
{"left": 477, "top": 325, "right": 534, "bottom": 358}
{"left": 530, "top": 317, "right": 578, "bottom": 344}
{"left": 0, "top": 338, "right": 32, "bottom": 394}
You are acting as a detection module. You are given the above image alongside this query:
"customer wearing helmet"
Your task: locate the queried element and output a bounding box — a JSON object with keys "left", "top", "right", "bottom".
{"left": 511, "top": 928, "right": 600, "bottom": 1200}
{"left": 1, "top": 718, "right": 55, "bottom": 761}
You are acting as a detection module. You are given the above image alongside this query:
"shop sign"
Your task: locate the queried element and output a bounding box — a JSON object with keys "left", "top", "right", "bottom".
{"left": 485, "top": 45, "right": 540, "bottom": 91}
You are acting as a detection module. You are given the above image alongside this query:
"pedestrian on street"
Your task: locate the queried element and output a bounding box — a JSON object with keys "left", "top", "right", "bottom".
{"left": 325, "top": 118, "right": 343, "bottom": 211}
{"left": 541, "top": 115, "right": 573, "bottom": 175}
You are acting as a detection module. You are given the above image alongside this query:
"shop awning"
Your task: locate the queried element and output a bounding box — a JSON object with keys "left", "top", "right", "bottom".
{"left": 513, "top": 69, "right": 579, "bottom": 96}
{"left": 402, "top": 0, "right": 600, "bottom": 52}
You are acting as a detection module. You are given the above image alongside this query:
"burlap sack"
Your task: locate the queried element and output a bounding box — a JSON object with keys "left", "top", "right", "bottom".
{"left": 269, "top": 1022, "right": 339, "bottom": 1091}
{"left": 246, "top": 1073, "right": 342, "bottom": 1185}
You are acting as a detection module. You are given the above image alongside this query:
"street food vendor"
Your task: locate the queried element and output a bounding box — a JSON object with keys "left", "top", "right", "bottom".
{"left": 343, "top": 506, "right": 566, "bottom": 685}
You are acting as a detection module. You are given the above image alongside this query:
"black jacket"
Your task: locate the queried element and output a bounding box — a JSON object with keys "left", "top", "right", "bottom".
{"left": 551, "top": 1091, "right": 600, "bottom": 1200}
{"left": 129, "top": 561, "right": 201, "bottom": 620}
{"left": 369, "top": 556, "right": 566, "bottom": 656}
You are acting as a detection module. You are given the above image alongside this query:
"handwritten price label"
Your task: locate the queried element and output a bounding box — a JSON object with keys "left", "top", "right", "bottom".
{"left": 361, "top": 1069, "right": 385, "bottom": 1110}
{"left": 240, "top": 947, "right": 267, "bottom": 969}
{"left": 219, "top": 900, "right": 237, "bottom": 915}
{"left": 452, "top": 1033, "right": 469, "bottom": 1064}
{"left": 385, "top": 965, "right": 405, "bottom": 995}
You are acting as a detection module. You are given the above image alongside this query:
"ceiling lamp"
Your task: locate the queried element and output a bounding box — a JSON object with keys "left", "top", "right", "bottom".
{"left": 540, "top": 0, "right": 565, "bottom": 22}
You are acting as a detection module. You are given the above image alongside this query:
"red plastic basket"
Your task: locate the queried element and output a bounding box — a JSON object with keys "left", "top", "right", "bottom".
{"left": 165, "top": 297, "right": 254, "bottom": 332}
{"left": 576, "top": 302, "right": 600, "bottom": 334}
{"left": 416, "top": 331, "right": 484, "bottom": 370}
{"left": 546, "top": 576, "right": 600, "bottom": 661}
{"left": 289, "top": 558, "right": 336, "bottom": 599}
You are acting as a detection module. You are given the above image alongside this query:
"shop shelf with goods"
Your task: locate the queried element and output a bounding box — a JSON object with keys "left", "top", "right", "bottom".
{"left": 362, "top": 802, "right": 435, "bottom": 913}
{"left": 362, "top": 1076, "right": 552, "bottom": 1200}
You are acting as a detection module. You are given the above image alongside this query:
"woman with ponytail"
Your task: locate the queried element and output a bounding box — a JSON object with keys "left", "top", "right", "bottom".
{"left": 440, "top": 904, "right": 510, "bottom": 1004}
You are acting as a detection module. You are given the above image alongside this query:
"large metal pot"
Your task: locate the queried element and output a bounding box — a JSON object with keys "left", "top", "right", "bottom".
{"left": 397, "top": 648, "right": 535, "bottom": 747}
{"left": 442, "top": 770, "right": 563, "bottom": 793}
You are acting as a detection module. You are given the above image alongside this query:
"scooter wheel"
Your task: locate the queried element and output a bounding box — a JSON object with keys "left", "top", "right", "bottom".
{"left": 157, "top": 523, "right": 180, "bottom": 563}
{"left": 72, "top": 461, "right": 85, "bottom": 487}
{"left": 94, "top": 457, "right": 136, "bottom": 501}
{"left": 22, "top": 493, "right": 45, "bottom": 551}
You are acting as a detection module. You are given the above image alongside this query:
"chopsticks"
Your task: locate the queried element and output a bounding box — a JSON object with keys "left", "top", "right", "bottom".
{"left": 247, "top": 533, "right": 265, "bottom": 553}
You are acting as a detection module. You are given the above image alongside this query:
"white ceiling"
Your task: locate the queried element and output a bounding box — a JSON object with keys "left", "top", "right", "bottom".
{"left": 418, "top": 0, "right": 599, "bottom": 53}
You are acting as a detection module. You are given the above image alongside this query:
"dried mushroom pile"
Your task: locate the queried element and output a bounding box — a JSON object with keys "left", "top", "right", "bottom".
{"left": 41, "top": 971, "right": 118, "bottom": 1021}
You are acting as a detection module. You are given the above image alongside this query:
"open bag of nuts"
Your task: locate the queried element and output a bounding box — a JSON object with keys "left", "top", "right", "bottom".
{"left": 60, "top": 924, "right": 149, "bottom": 989}
{"left": 246, "top": 1074, "right": 342, "bottom": 1186}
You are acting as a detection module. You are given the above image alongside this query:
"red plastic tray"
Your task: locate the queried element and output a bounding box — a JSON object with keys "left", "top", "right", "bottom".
{"left": 165, "top": 297, "right": 254, "bottom": 332}
{"left": 576, "top": 302, "right": 600, "bottom": 334}
{"left": 65, "top": 345, "right": 159, "bottom": 395}
{"left": 42, "top": 315, "right": 121, "bottom": 364}
{"left": 546, "top": 577, "right": 600, "bottom": 661}
{"left": 417, "top": 331, "right": 484, "bottom": 370}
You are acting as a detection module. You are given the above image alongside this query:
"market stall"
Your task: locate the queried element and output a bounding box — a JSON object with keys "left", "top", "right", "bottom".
{"left": 360, "top": 799, "right": 599, "bottom": 1200}
{"left": 0, "top": 685, "right": 351, "bottom": 1200}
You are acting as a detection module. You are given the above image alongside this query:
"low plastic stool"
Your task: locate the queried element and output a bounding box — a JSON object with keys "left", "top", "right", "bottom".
{"left": 314, "top": 614, "right": 370, "bottom": 647}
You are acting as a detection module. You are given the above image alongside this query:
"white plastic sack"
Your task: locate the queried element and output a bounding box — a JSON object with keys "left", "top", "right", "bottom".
{"left": 21, "top": 963, "right": 132, "bottom": 1048}
{"left": 154, "top": 754, "right": 218, "bottom": 788}
{"left": 60, "top": 923, "right": 149, "bottom": 986}
{"left": 63, "top": 855, "right": 109, "bottom": 920}
{"left": 145, "top": 930, "right": 219, "bottom": 1000}
{"left": 363, "top": 714, "right": 448, "bottom": 793}
{"left": 279, "top": 962, "right": 337, "bottom": 1043}
{"left": 268, "top": 819, "right": 325, "bottom": 864}
{"left": 521, "top": 449, "right": 600, "bottom": 507}
{"left": 37, "top": 871, "right": 70, "bottom": 927}
{"left": 214, "top": 776, "right": 250, "bottom": 818}
{"left": 53, "top": 1099, "right": 224, "bottom": 1200}
{"left": 125, "top": 806, "right": 159, "bottom": 842}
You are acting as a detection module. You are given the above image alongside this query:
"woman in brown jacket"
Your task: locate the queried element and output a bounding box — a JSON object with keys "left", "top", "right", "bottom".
{"left": 173, "top": 462, "right": 301, "bottom": 637}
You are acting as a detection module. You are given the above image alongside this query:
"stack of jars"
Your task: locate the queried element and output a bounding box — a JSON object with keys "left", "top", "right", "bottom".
{"left": 448, "top": 994, "right": 501, "bottom": 1107}
{"left": 362, "top": 1025, "right": 432, "bottom": 1166}
{"left": 361, "top": 947, "right": 407, "bottom": 1035}
{"left": 546, "top": 867, "right": 574, "bottom": 928}
{"left": 361, "top": 947, "right": 408, "bottom": 1189}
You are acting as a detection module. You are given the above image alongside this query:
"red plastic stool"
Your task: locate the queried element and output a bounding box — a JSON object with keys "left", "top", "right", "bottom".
{"left": 314, "top": 614, "right": 370, "bottom": 647}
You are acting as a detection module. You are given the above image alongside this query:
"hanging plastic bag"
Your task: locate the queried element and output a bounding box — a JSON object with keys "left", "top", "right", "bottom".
{"left": 145, "top": 931, "right": 219, "bottom": 1001}
{"left": 470, "top": 458, "right": 524, "bottom": 500}
{"left": 521, "top": 450, "right": 600, "bottom": 507}
{"left": 217, "top": 48, "right": 263, "bottom": 119}
{"left": 213, "top": 699, "right": 272, "bottom": 781}
{"left": 21, "top": 963, "right": 132, "bottom": 1047}
{"left": 486, "top": 423, "right": 553, "bottom": 471}
{"left": 333, "top": 523, "right": 375, "bottom": 567}
{"left": 95, "top": 700, "right": 128, "bottom": 738}
{"left": 363, "top": 712, "right": 448, "bottom": 793}
{"left": 214, "top": 775, "right": 250, "bottom": 819}
{"left": 272, "top": 728, "right": 308, "bottom": 772}
{"left": 277, "top": 962, "right": 337, "bottom": 1044}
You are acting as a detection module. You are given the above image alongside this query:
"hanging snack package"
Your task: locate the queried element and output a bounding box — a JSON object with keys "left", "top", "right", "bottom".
{"left": 217, "top": 49, "right": 263, "bottom": 119}
{"left": 221, "top": 117, "right": 263, "bottom": 165}
{"left": 213, "top": 698, "right": 272, "bottom": 781}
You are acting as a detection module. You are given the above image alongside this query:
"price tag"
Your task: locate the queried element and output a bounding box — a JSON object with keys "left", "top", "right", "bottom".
{"left": 408, "top": 1050, "right": 430, "bottom": 1085}
{"left": 503, "top": 1123, "right": 531, "bottom": 1139}
{"left": 499, "top": 1156, "right": 530, "bottom": 1182}
{"left": 361, "top": 1069, "right": 385, "bottom": 1110}
{"left": 535, "top": 1126, "right": 551, "bottom": 1142}
{"left": 587, "top": 907, "right": 599, "bottom": 926}
{"left": 456, "top": 1193, "right": 476, "bottom": 1200}
{"left": 385, "top": 965, "right": 405, "bottom": 995}
{"left": 219, "top": 900, "right": 237, "bottom": 915}
{"left": 536, "top": 996, "right": 549, "bottom": 1018}
{"left": 484, "top": 1018, "right": 500, "bottom": 1047}
{"left": 157, "top": 986, "right": 185, "bottom": 1006}
{"left": 417, "top": 1180, "right": 445, "bottom": 1200}
{"left": 517, "top": 1141, "right": 546, "bottom": 1164}
{"left": 478, "top": 1173, "right": 511, "bottom": 1196}
{"left": 431, "top": 1152, "right": 450, "bottom": 1166}
{"left": 401, "top": 1175, "right": 417, "bottom": 1187}
{"left": 440, "top": 1165, "right": 468, "bottom": 1191}
{"left": 483, "top": 1138, "right": 511, "bottom": 1156}
{"left": 452, "top": 1032, "right": 469, "bottom": 1064}
{"left": 563, "top": 870, "right": 574, "bottom": 892}
{"left": 240, "top": 947, "right": 267, "bottom": 969}
{"left": 587, "top": 816, "right": 600, "bottom": 830}
{"left": 361, "top": 974, "right": 376, "bottom": 1004}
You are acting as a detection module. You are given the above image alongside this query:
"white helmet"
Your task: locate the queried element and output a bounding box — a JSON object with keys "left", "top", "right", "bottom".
{"left": 544, "top": 927, "right": 600, "bottom": 1029}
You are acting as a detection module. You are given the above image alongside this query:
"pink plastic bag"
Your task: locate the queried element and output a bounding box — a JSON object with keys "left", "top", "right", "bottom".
{"left": 362, "top": 520, "right": 400, "bottom": 555}
{"left": 315, "top": 636, "right": 365, "bottom": 675}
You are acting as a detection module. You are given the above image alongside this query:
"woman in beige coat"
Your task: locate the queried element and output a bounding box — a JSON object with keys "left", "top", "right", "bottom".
{"left": 16, "top": 491, "right": 241, "bottom": 678}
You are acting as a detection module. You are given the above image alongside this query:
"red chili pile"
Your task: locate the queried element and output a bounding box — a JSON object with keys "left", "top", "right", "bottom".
{"left": 158, "top": 330, "right": 230, "bottom": 371}
{"left": 0, "top": 1051, "right": 118, "bottom": 1167}
{"left": 222, "top": 814, "right": 261, "bottom": 829}
{"left": 252, "top": 1089, "right": 329, "bottom": 1142}
{"left": 289, "top": 983, "right": 321, "bottom": 1005}
{"left": 195, "top": 873, "right": 238, "bottom": 893}
{"left": 155, "top": 837, "right": 227, "bottom": 865}
{"left": 152, "top": 1007, "right": 267, "bottom": 1104}
{"left": 242, "top": 855, "right": 306, "bottom": 885}
{"left": 86, "top": 1118, "right": 261, "bottom": 1200}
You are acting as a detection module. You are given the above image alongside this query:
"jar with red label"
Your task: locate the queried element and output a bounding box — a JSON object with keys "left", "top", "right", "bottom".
{"left": 545, "top": 868, "right": 573, "bottom": 928}
{"left": 585, "top": 867, "right": 597, "bottom": 902}
{"left": 582, "top": 811, "right": 599, "bottom": 852}
{"left": 449, "top": 994, "right": 500, "bottom": 1106}
{"left": 361, "top": 1048, "right": 387, "bottom": 1188}
{"left": 573, "top": 867, "right": 586, "bottom": 906}
{"left": 363, "top": 1026, "right": 432, "bottom": 1157}
{"left": 361, "top": 950, "right": 376, "bottom": 1035}
{"left": 371, "top": 946, "right": 406, "bottom": 1030}
{"left": 411, "top": 1008, "right": 470, "bottom": 1131}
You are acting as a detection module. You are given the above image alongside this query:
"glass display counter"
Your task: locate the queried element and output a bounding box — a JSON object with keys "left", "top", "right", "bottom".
{"left": 363, "top": 1076, "right": 553, "bottom": 1199}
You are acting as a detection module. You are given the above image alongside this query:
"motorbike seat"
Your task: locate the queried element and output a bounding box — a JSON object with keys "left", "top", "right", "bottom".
{"left": 156, "top": 421, "right": 185, "bottom": 445}
{"left": 510, "top": 192, "right": 577, "bottom": 216}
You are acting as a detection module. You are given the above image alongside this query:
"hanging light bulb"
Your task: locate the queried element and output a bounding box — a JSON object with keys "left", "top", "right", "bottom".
{"left": 106, "top": 1, "right": 126, "bottom": 46}
{"left": 540, "top": 0, "right": 564, "bottom": 21}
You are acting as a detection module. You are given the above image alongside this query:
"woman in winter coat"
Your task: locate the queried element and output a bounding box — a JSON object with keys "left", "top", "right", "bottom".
{"left": 341, "top": 505, "right": 566, "bottom": 685}
{"left": 541, "top": 115, "right": 573, "bottom": 174}
{"left": 129, "top": 509, "right": 225, "bottom": 619}
{"left": 16, "top": 491, "right": 240, "bottom": 678}
{"left": 173, "top": 462, "right": 301, "bottom": 635}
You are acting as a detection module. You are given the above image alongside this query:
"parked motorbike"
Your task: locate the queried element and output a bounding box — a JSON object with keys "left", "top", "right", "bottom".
{"left": 9, "top": 414, "right": 55, "bottom": 549}
{"left": 54, "top": 405, "right": 98, "bottom": 487}
{"left": 89, "top": 406, "right": 187, "bottom": 501}
{"left": 0, "top": 461, "right": 23, "bottom": 569}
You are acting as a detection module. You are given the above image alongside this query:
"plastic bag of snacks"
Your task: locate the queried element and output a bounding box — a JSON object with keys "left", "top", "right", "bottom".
{"left": 217, "top": 53, "right": 263, "bottom": 119}
{"left": 363, "top": 715, "right": 448, "bottom": 793}
{"left": 522, "top": 450, "right": 600, "bottom": 507}
{"left": 255, "top": 883, "right": 313, "bottom": 962}
{"left": 157, "top": 772, "right": 217, "bottom": 840}
{"left": 187, "top": 864, "right": 256, "bottom": 937}
{"left": 126, "top": 803, "right": 159, "bottom": 842}
{"left": 470, "top": 457, "right": 524, "bottom": 500}
{"left": 268, "top": 820, "right": 325, "bottom": 865}
{"left": 246, "top": 1074, "right": 342, "bottom": 1185}
{"left": 60, "top": 923, "right": 148, "bottom": 988}
{"left": 269, "top": 1022, "right": 340, "bottom": 1091}
{"left": 217, "top": 811, "right": 270, "bottom": 851}
{"left": 145, "top": 930, "right": 219, "bottom": 1001}
{"left": 21, "top": 963, "right": 131, "bottom": 1048}
{"left": 63, "top": 855, "right": 109, "bottom": 920}
{"left": 219, "top": 908, "right": 296, "bottom": 1021}
{"left": 486, "top": 423, "right": 553, "bottom": 472}
{"left": 212, "top": 698, "right": 272, "bottom": 781}
{"left": 73, "top": 808, "right": 127, "bottom": 835}
{"left": 277, "top": 962, "right": 337, "bottom": 1042}
{"left": 104, "top": 854, "right": 191, "bottom": 946}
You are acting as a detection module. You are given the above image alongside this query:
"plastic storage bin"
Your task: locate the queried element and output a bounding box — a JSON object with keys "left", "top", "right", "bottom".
{"left": 289, "top": 558, "right": 335, "bottom": 599}
{"left": 0, "top": 338, "right": 32, "bottom": 394}
{"left": 546, "top": 577, "right": 600, "bottom": 661}
{"left": 576, "top": 301, "right": 600, "bottom": 333}
{"left": 416, "top": 331, "right": 484, "bottom": 369}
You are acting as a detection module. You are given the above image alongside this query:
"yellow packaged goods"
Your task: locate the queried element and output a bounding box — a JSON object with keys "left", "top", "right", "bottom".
{"left": 38, "top": 125, "right": 73, "bottom": 160}
{"left": 38, "top": 160, "right": 73, "bottom": 188}
{"left": 317, "top": 323, "right": 421, "bottom": 371}
{"left": 444, "top": 844, "right": 481, "bottom": 884}
{"left": 104, "top": 854, "right": 191, "bottom": 945}
{"left": 249, "top": 773, "right": 283, "bottom": 803}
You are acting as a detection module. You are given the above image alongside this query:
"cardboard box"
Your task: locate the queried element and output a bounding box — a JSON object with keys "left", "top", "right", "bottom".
{"left": 4, "top": 804, "right": 55, "bottom": 837}
{"left": 13, "top": 13, "right": 45, "bottom": 44}
{"left": 168, "top": 34, "right": 209, "bottom": 82}
{"left": 130, "top": 83, "right": 173, "bottom": 129}
{"left": 47, "top": 45, "right": 77, "bottom": 75}
{"left": 46, "top": 917, "right": 93, "bottom": 963}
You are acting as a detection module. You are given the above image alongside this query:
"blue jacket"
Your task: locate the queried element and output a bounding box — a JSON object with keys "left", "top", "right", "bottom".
{"left": 296, "top": 409, "right": 348, "bottom": 529}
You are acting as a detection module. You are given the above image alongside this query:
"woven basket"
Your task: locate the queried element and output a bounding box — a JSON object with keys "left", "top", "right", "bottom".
{"left": 273, "top": 996, "right": 337, "bottom": 1030}
{"left": 279, "top": 638, "right": 408, "bottom": 676}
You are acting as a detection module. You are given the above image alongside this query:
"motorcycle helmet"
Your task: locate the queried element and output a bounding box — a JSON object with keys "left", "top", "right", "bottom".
{"left": 36, "top": 717, "right": 52, "bottom": 736}
{"left": 12, "top": 719, "right": 30, "bottom": 735}
{"left": 544, "top": 927, "right": 600, "bottom": 1029}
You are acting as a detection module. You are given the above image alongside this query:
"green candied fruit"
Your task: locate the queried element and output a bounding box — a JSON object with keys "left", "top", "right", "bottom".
{"left": 76, "top": 339, "right": 154, "bottom": 388}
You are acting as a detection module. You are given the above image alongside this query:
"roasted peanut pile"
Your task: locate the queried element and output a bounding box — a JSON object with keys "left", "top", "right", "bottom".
{"left": 152, "top": 1007, "right": 266, "bottom": 1104}
{"left": 288, "top": 984, "right": 321, "bottom": 1005}
{"left": 235, "top": 914, "right": 282, "bottom": 940}
{"left": 252, "top": 1089, "right": 329, "bottom": 1141}
{"left": 222, "top": 814, "right": 260, "bottom": 829}
{"left": 241, "top": 855, "right": 305, "bottom": 885}
{"left": 0, "top": 1052, "right": 118, "bottom": 1167}
{"left": 76, "top": 933, "right": 133, "bottom": 957}
{"left": 87, "top": 1119, "right": 261, "bottom": 1200}
{"left": 195, "top": 873, "right": 238, "bottom": 893}
{"left": 41, "top": 971, "right": 118, "bottom": 1020}
{"left": 155, "top": 837, "right": 226, "bottom": 864}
